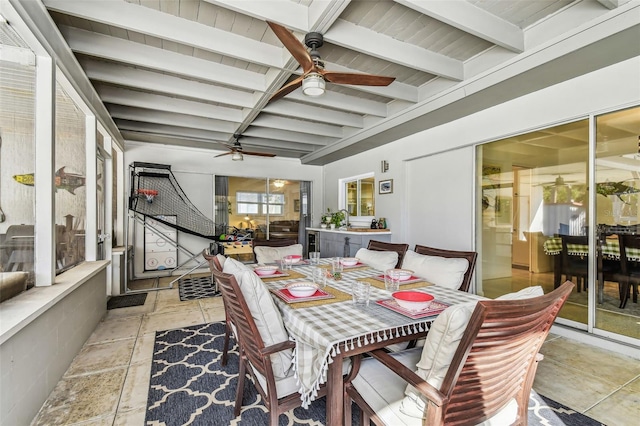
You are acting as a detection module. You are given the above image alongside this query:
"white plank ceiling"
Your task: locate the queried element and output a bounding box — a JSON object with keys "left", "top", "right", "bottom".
{"left": 26, "top": 0, "right": 640, "bottom": 163}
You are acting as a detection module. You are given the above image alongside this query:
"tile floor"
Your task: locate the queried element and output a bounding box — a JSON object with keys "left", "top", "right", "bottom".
{"left": 31, "top": 275, "right": 640, "bottom": 426}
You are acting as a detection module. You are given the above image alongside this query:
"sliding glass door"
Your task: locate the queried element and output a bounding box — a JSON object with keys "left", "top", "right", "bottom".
{"left": 477, "top": 105, "right": 640, "bottom": 343}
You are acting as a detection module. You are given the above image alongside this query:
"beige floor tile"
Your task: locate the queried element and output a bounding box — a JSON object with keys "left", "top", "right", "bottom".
{"left": 540, "top": 338, "right": 640, "bottom": 385}
{"left": 203, "top": 307, "right": 227, "bottom": 323}
{"left": 65, "top": 339, "right": 135, "bottom": 377}
{"left": 584, "top": 386, "right": 640, "bottom": 426}
{"left": 625, "top": 375, "right": 640, "bottom": 392}
{"left": 113, "top": 406, "right": 146, "bottom": 426}
{"left": 154, "top": 296, "right": 203, "bottom": 314}
{"left": 131, "top": 332, "right": 157, "bottom": 365}
{"left": 33, "top": 369, "right": 126, "bottom": 425}
{"left": 85, "top": 316, "right": 142, "bottom": 344}
{"left": 117, "top": 363, "right": 151, "bottom": 412}
{"left": 139, "top": 310, "right": 206, "bottom": 335}
{"left": 534, "top": 357, "right": 621, "bottom": 412}
{"left": 198, "top": 295, "right": 224, "bottom": 310}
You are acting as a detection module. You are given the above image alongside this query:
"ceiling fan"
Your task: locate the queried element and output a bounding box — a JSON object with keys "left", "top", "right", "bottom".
{"left": 266, "top": 22, "right": 396, "bottom": 103}
{"left": 214, "top": 134, "right": 276, "bottom": 161}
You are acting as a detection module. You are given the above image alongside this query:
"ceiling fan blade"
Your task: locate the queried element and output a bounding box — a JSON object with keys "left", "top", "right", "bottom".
{"left": 268, "top": 75, "right": 304, "bottom": 103}
{"left": 267, "top": 22, "right": 314, "bottom": 73}
{"left": 321, "top": 70, "right": 395, "bottom": 86}
{"left": 214, "top": 151, "right": 233, "bottom": 158}
{"left": 243, "top": 151, "right": 277, "bottom": 158}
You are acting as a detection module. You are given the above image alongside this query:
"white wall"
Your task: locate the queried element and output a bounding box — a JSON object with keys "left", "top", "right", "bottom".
{"left": 124, "top": 143, "right": 323, "bottom": 276}
{"left": 323, "top": 56, "right": 640, "bottom": 258}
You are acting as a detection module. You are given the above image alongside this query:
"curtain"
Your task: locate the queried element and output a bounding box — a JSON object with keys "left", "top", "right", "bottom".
{"left": 299, "top": 181, "right": 311, "bottom": 254}
{"left": 214, "top": 175, "right": 229, "bottom": 236}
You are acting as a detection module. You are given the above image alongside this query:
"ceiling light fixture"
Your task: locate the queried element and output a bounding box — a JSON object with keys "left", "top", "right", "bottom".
{"left": 302, "top": 72, "right": 325, "bottom": 97}
{"left": 273, "top": 180, "right": 285, "bottom": 188}
{"left": 231, "top": 152, "right": 243, "bottom": 161}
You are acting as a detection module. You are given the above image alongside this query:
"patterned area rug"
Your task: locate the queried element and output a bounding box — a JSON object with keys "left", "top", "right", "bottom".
{"left": 178, "top": 276, "right": 220, "bottom": 301}
{"left": 146, "top": 322, "right": 605, "bottom": 426}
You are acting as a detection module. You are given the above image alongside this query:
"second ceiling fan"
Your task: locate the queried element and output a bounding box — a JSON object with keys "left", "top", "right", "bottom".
{"left": 214, "top": 134, "right": 276, "bottom": 161}
{"left": 267, "top": 22, "right": 396, "bottom": 103}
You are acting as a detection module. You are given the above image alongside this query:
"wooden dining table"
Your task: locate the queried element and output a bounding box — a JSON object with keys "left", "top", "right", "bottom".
{"left": 259, "top": 259, "right": 482, "bottom": 425}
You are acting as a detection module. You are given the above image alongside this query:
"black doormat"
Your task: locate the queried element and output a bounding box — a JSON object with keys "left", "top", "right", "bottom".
{"left": 146, "top": 322, "right": 606, "bottom": 426}
{"left": 178, "top": 276, "right": 220, "bottom": 301}
{"left": 107, "top": 293, "right": 147, "bottom": 310}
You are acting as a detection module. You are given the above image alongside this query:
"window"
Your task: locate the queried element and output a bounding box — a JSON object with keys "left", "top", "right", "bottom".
{"left": 236, "top": 191, "right": 284, "bottom": 215}
{"left": 339, "top": 173, "right": 375, "bottom": 225}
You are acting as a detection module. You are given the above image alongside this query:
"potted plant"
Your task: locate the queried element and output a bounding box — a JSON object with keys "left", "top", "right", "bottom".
{"left": 331, "top": 210, "right": 345, "bottom": 229}
{"left": 321, "top": 209, "right": 332, "bottom": 228}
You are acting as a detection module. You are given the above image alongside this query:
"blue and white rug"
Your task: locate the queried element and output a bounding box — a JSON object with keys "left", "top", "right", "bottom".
{"left": 145, "top": 322, "right": 605, "bottom": 426}
{"left": 178, "top": 276, "right": 220, "bottom": 301}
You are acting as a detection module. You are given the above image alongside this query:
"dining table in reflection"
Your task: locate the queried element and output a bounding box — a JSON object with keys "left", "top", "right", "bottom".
{"left": 258, "top": 258, "right": 483, "bottom": 426}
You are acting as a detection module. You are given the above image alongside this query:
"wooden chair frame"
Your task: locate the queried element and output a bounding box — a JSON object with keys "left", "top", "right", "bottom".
{"left": 202, "top": 249, "right": 233, "bottom": 365}
{"left": 367, "top": 240, "right": 409, "bottom": 269}
{"left": 345, "top": 281, "right": 574, "bottom": 426}
{"left": 413, "top": 245, "right": 478, "bottom": 292}
{"left": 211, "top": 269, "right": 323, "bottom": 425}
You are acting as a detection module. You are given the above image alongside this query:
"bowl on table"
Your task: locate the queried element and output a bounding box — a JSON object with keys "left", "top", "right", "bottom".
{"left": 282, "top": 254, "right": 302, "bottom": 264}
{"left": 340, "top": 257, "right": 359, "bottom": 267}
{"left": 392, "top": 291, "right": 434, "bottom": 312}
{"left": 285, "top": 281, "right": 319, "bottom": 298}
{"left": 254, "top": 265, "right": 279, "bottom": 276}
{"left": 387, "top": 269, "right": 414, "bottom": 281}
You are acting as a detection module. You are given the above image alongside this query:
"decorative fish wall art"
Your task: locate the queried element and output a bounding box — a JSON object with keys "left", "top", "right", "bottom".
{"left": 13, "top": 167, "right": 86, "bottom": 195}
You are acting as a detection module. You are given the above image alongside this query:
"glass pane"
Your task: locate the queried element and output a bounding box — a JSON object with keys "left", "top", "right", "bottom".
{"left": 595, "top": 106, "right": 640, "bottom": 339}
{"left": 0, "top": 58, "right": 36, "bottom": 288}
{"left": 478, "top": 119, "right": 589, "bottom": 327}
{"left": 360, "top": 177, "right": 375, "bottom": 216}
{"left": 55, "top": 83, "right": 86, "bottom": 273}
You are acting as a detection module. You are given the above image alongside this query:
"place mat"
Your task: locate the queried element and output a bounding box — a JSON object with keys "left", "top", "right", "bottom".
{"left": 253, "top": 269, "right": 290, "bottom": 279}
{"left": 271, "top": 287, "right": 335, "bottom": 304}
{"left": 285, "top": 285, "right": 352, "bottom": 309}
{"left": 260, "top": 269, "right": 307, "bottom": 281}
{"left": 317, "top": 264, "right": 372, "bottom": 272}
{"left": 357, "top": 276, "right": 433, "bottom": 290}
{"left": 370, "top": 274, "right": 427, "bottom": 285}
{"left": 376, "top": 299, "right": 449, "bottom": 319}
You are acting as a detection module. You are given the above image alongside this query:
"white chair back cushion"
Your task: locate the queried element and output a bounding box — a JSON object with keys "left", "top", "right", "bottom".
{"left": 254, "top": 243, "right": 303, "bottom": 264}
{"left": 401, "top": 250, "right": 469, "bottom": 289}
{"left": 222, "top": 258, "right": 293, "bottom": 378}
{"left": 355, "top": 248, "right": 398, "bottom": 271}
{"left": 215, "top": 253, "right": 226, "bottom": 270}
{"left": 402, "top": 286, "right": 544, "bottom": 419}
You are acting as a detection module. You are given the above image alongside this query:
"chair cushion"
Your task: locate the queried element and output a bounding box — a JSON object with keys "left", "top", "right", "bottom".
{"left": 355, "top": 248, "right": 398, "bottom": 271}
{"left": 401, "top": 250, "right": 468, "bottom": 289}
{"left": 222, "top": 258, "right": 293, "bottom": 378}
{"left": 354, "top": 347, "right": 518, "bottom": 425}
{"left": 215, "top": 253, "right": 226, "bottom": 270}
{"left": 402, "top": 286, "right": 544, "bottom": 419}
{"left": 254, "top": 243, "right": 303, "bottom": 264}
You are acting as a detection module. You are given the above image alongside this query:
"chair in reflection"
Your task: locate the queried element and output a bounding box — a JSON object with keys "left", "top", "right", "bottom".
{"left": 412, "top": 245, "right": 478, "bottom": 292}
{"left": 616, "top": 234, "right": 640, "bottom": 309}
{"left": 560, "top": 235, "right": 589, "bottom": 292}
{"left": 344, "top": 282, "right": 574, "bottom": 426}
{"left": 367, "top": 240, "right": 409, "bottom": 269}
{"left": 596, "top": 224, "right": 622, "bottom": 304}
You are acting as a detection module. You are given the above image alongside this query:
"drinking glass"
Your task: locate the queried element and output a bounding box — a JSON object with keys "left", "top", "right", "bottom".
{"left": 281, "top": 256, "right": 292, "bottom": 270}
{"left": 311, "top": 266, "right": 327, "bottom": 288}
{"left": 352, "top": 281, "right": 371, "bottom": 306}
{"left": 331, "top": 257, "right": 343, "bottom": 280}
{"left": 309, "top": 251, "right": 321, "bottom": 265}
{"left": 384, "top": 272, "right": 400, "bottom": 292}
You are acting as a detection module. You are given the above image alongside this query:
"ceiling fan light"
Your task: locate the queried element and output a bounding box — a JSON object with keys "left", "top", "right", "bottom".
{"left": 273, "top": 179, "right": 285, "bottom": 188}
{"left": 231, "top": 152, "right": 244, "bottom": 161}
{"left": 302, "top": 73, "right": 325, "bottom": 97}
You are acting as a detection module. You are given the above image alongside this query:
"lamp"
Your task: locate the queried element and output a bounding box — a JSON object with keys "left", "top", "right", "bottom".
{"left": 231, "top": 151, "right": 243, "bottom": 161}
{"left": 273, "top": 179, "right": 285, "bottom": 188}
{"left": 302, "top": 72, "right": 325, "bottom": 97}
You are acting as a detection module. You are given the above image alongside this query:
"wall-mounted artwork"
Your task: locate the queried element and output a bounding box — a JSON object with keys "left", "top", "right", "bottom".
{"left": 379, "top": 179, "right": 393, "bottom": 194}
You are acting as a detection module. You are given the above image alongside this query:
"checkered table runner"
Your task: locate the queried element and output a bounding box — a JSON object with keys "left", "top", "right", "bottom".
{"left": 543, "top": 237, "right": 640, "bottom": 260}
{"left": 261, "top": 259, "right": 484, "bottom": 407}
